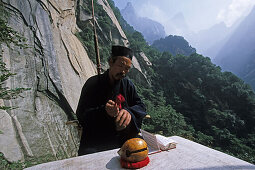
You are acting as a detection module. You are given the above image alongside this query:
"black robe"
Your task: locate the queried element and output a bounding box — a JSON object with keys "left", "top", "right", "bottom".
{"left": 76, "top": 70, "right": 147, "bottom": 155}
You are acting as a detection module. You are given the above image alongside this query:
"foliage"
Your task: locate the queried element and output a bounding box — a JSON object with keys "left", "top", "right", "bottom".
{"left": 152, "top": 35, "right": 196, "bottom": 56}
{"left": 143, "top": 105, "right": 188, "bottom": 136}
{"left": 0, "top": 152, "right": 24, "bottom": 170}
{"left": 135, "top": 83, "right": 193, "bottom": 139}
{"left": 0, "top": 54, "right": 28, "bottom": 110}
{"left": 76, "top": 0, "right": 113, "bottom": 64}
{"left": 0, "top": 19, "right": 28, "bottom": 49}
{"left": 0, "top": 1, "right": 30, "bottom": 110}
{"left": 126, "top": 31, "right": 148, "bottom": 52}
{"left": 152, "top": 53, "right": 255, "bottom": 163}
{"left": 0, "top": 152, "right": 57, "bottom": 170}
{"left": 153, "top": 53, "right": 255, "bottom": 134}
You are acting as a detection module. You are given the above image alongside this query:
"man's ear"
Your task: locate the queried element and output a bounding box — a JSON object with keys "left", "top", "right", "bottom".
{"left": 108, "top": 58, "right": 113, "bottom": 67}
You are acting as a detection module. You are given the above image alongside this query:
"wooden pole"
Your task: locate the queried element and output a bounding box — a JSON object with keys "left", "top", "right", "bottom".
{"left": 92, "top": 0, "right": 101, "bottom": 75}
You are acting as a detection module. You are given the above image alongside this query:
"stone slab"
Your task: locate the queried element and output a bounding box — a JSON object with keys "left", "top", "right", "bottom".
{"left": 25, "top": 136, "right": 255, "bottom": 170}
{"left": 0, "top": 106, "right": 24, "bottom": 162}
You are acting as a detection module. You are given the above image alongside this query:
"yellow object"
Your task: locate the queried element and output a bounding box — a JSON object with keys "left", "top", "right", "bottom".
{"left": 118, "top": 138, "right": 148, "bottom": 162}
{"left": 145, "top": 115, "right": 151, "bottom": 119}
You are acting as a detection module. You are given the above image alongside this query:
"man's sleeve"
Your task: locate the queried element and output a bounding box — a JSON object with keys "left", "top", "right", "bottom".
{"left": 76, "top": 78, "right": 110, "bottom": 128}
{"left": 124, "top": 80, "right": 147, "bottom": 133}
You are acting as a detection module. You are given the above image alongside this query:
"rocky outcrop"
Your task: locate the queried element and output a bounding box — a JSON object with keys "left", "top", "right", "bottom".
{"left": 97, "top": 0, "right": 129, "bottom": 46}
{"left": 0, "top": 100, "right": 24, "bottom": 162}
{"left": 128, "top": 52, "right": 152, "bottom": 87}
{"left": 77, "top": 0, "right": 129, "bottom": 46}
{"left": 0, "top": 0, "right": 96, "bottom": 162}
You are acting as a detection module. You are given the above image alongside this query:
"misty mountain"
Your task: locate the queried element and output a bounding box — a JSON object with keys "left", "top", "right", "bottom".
{"left": 152, "top": 35, "right": 196, "bottom": 56}
{"left": 186, "top": 22, "right": 228, "bottom": 58}
{"left": 205, "top": 18, "right": 243, "bottom": 57}
{"left": 214, "top": 6, "right": 255, "bottom": 90}
{"left": 185, "top": 17, "right": 243, "bottom": 59}
{"left": 121, "top": 2, "right": 166, "bottom": 44}
{"left": 166, "top": 12, "right": 191, "bottom": 36}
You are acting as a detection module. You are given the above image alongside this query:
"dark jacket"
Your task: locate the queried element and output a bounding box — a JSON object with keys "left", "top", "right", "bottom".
{"left": 76, "top": 70, "right": 147, "bottom": 155}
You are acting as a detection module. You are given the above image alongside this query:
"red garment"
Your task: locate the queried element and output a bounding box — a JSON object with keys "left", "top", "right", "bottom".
{"left": 116, "top": 94, "right": 125, "bottom": 109}
{"left": 120, "top": 156, "right": 150, "bottom": 169}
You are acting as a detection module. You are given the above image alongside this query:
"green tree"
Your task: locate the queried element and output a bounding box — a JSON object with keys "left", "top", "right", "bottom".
{"left": 143, "top": 105, "right": 188, "bottom": 136}
{"left": 152, "top": 35, "right": 196, "bottom": 56}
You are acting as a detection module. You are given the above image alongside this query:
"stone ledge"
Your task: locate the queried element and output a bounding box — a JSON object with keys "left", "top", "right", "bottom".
{"left": 25, "top": 136, "right": 255, "bottom": 170}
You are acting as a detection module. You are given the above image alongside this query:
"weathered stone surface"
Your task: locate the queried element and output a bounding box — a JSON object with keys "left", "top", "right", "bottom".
{"left": 1, "top": 0, "right": 96, "bottom": 162}
{"left": 140, "top": 52, "right": 152, "bottom": 66}
{"left": 132, "top": 56, "right": 142, "bottom": 73}
{"left": 128, "top": 68, "right": 149, "bottom": 87}
{"left": 128, "top": 52, "right": 152, "bottom": 87}
{"left": 0, "top": 100, "right": 24, "bottom": 162}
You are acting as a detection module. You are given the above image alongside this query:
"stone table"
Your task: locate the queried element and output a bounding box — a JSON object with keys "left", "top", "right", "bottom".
{"left": 25, "top": 136, "right": 255, "bottom": 170}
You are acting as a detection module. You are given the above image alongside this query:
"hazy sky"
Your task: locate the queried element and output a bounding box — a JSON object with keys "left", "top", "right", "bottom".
{"left": 113, "top": 0, "right": 255, "bottom": 34}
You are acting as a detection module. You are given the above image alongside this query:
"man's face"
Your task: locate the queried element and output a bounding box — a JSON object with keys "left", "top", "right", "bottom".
{"left": 109, "top": 56, "right": 132, "bottom": 82}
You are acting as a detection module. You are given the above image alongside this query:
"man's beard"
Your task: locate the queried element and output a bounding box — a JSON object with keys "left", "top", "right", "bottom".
{"left": 115, "top": 73, "right": 126, "bottom": 80}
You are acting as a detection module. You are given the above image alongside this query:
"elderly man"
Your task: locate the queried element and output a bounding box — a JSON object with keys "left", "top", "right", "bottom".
{"left": 76, "top": 45, "right": 147, "bottom": 155}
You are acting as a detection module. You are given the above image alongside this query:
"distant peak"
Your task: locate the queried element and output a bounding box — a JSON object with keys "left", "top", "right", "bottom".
{"left": 121, "top": 2, "right": 137, "bottom": 17}
{"left": 173, "top": 12, "right": 185, "bottom": 20}
{"left": 170, "top": 12, "right": 187, "bottom": 24}
{"left": 126, "top": 2, "right": 132, "bottom": 8}
{"left": 213, "top": 22, "right": 227, "bottom": 29}
{"left": 252, "top": 4, "right": 255, "bottom": 12}
{"left": 249, "top": 4, "right": 255, "bottom": 16}
{"left": 218, "top": 21, "right": 226, "bottom": 26}
{"left": 124, "top": 2, "right": 135, "bottom": 12}
{"left": 121, "top": 2, "right": 137, "bottom": 16}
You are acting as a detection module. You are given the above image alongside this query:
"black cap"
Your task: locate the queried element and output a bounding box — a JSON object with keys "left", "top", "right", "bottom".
{"left": 112, "top": 45, "right": 133, "bottom": 60}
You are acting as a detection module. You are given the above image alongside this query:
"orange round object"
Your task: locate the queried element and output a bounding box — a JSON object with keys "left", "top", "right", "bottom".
{"left": 118, "top": 138, "right": 148, "bottom": 163}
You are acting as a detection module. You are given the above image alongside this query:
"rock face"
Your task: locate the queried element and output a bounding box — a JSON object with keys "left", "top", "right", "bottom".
{"left": 0, "top": 0, "right": 132, "bottom": 162}
{"left": 0, "top": 100, "right": 24, "bottom": 162}
{"left": 97, "top": 0, "right": 129, "bottom": 46}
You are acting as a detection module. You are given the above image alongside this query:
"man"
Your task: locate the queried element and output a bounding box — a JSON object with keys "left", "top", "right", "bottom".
{"left": 76, "top": 45, "right": 147, "bottom": 155}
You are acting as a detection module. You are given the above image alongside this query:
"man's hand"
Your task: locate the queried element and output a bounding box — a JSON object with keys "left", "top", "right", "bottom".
{"left": 105, "top": 100, "right": 119, "bottom": 117}
{"left": 115, "top": 109, "right": 131, "bottom": 131}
